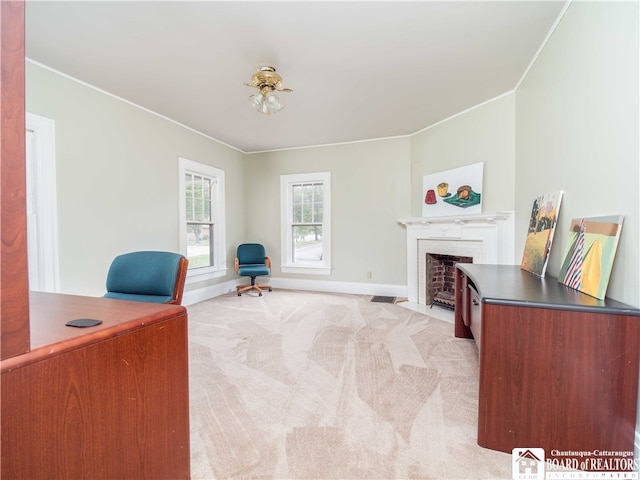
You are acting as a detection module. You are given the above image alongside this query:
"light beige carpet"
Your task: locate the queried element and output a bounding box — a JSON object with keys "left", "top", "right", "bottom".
{"left": 187, "top": 290, "right": 512, "bottom": 479}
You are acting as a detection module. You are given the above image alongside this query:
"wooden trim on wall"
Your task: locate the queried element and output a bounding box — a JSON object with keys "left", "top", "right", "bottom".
{"left": 1, "top": 0, "right": 30, "bottom": 359}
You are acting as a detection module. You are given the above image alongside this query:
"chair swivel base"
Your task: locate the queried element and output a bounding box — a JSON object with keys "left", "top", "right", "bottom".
{"left": 237, "top": 277, "right": 272, "bottom": 297}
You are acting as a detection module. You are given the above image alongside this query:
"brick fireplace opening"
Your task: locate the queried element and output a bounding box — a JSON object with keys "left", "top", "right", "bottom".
{"left": 426, "top": 254, "right": 472, "bottom": 309}
{"left": 417, "top": 238, "right": 483, "bottom": 306}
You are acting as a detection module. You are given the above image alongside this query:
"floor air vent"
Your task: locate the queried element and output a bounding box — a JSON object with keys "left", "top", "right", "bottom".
{"left": 370, "top": 296, "right": 396, "bottom": 304}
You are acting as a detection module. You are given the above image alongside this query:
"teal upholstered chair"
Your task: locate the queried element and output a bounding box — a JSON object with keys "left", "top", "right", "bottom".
{"left": 104, "top": 251, "right": 189, "bottom": 305}
{"left": 235, "top": 243, "right": 272, "bottom": 296}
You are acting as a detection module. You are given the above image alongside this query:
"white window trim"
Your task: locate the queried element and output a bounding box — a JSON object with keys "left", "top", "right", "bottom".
{"left": 178, "top": 157, "right": 227, "bottom": 284}
{"left": 280, "top": 171, "right": 331, "bottom": 275}
{"left": 26, "top": 112, "right": 60, "bottom": 293}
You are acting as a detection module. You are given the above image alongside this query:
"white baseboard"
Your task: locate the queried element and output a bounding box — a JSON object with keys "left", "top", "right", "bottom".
{"left": 269, "top": 278, "right": 407, "bottom": 298}
{"left": 182, "top": 277, "right": 407, "bottom": 306}
{"left": 182, "top": 279, "right": 237, "bottom": 306}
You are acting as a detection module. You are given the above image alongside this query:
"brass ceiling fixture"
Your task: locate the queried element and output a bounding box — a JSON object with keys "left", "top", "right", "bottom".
{"left": 244, "top": 66, "right": 293, "bottom": 115}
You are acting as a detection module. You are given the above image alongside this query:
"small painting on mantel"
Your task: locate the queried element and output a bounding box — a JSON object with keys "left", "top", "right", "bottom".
{"left": 520, "top": 191, "right": 563, "bottom": 277}
{"left": 558, "top": 215, "right": 624, "bottom": 300}
{"left": 421, "top": 162, "right": 483, "bottom": 218}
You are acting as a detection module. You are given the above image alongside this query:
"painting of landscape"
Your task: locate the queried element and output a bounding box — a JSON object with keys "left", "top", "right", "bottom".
{"left": 520, "top": 191, "right": 563, "bottom": 277}
{"left": 558, "top": 215, "right": 624, "bottom": 300}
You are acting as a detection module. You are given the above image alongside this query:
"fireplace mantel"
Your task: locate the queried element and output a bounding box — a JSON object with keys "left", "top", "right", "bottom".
{"left": 398, "top": 211, "right": 514, "bottom": 227}
{"left": 399, "top": 211, "right": 515, "bottom": 303}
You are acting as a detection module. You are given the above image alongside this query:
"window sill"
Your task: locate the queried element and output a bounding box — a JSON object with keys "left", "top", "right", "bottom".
{"left": 281, "top": 265, "right": 331, "bottom": 276}
{"left": 186, "top": 267, "right": 227, "bottom": 285}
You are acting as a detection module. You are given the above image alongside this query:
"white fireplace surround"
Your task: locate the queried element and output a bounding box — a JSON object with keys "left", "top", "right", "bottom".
{"left": 399, "top": 212, "right": 515, "bottom": 304}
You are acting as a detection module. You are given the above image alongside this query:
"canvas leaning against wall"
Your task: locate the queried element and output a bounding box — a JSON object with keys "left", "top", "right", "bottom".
{"left": 558, "top": 215, "right": 624, "bottom": 300}
{"left": 520, "top": 191, "right": 563, "bottom": 277}
{"left": 422, "top": 162, "right": 483, "bottom": 217}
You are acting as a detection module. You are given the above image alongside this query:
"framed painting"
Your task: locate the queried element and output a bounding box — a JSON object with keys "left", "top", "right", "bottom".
{"left": 421, "top": 162, "right": 483, "bottom": 217}
{"left": 520, "top": 191, "right": 563, "bottom": 277}
{"left": 557, "top": 215, "right": 624, "bottom": 300}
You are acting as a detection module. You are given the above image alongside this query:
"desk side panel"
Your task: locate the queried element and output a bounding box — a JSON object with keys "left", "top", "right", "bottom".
{"left": 455, "top": 267, "right": 473, "bottom": 339}
{"left": 477, "top": 304, "right": 639, "bottom": 459}
{"left": 1, "top": 313, "right": 190, "bottom": 479}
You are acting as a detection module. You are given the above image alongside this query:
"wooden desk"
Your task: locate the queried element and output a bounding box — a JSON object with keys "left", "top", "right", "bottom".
{"left": 1, "top": 292, "right": 191, "bottom": 479}
{"left": 455, "top": 264, "right": 640, "bottom": 463}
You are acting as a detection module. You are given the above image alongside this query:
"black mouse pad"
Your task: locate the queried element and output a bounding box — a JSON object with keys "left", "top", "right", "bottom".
{"left": 65, "top": 318, "right": 103, "bottom": 328}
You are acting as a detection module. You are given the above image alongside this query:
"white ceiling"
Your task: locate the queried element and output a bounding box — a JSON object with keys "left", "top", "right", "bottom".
{"left": 25, "top": 1, "right": 567, "bottom": 153}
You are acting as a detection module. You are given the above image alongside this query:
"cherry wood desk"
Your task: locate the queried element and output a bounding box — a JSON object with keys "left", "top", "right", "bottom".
{"left": 1, "top": 292, "right": 191, "bottom": 479}
{"left": 455, "top": 264, "right": 640, "bottom": 464}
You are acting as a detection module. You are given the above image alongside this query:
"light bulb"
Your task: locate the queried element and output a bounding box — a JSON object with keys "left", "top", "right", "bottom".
{"left": 265, "top": 91, "right": 279, "bottom": 105}
{"left": 264, "top": 91, "right": 284, "bottom": 113}
{"left": 249, "top": 94, "right": 264, "bottom": 110}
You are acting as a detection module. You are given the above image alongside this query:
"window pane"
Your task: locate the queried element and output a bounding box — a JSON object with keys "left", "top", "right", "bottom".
{"left": 303, "top": 184, "right": 313, "bottom": 204}
{"left": 313, "top": 183, "right": 323, "bottom": 202}
{"left": 293, "top": 203, "right": 302, "bottom": 223}
{"left": 293, "top": 184, "right": 303, "bottom": 201}
{"left": 188, "top": 174, "right": 212, "bottom": 222}
{"left": 313, "top": 184, "right": 323, "bottom": 222}
{"left": 186, "top": 223, "right": 214, "bottom": 268}
{"left": 292, "top": 186, "right": 302, "bottom": 221}
{"left": 204, "top": 179, "right": 211, "bottom": 201}
{"left": 195, "top": 177, "right": 204, "bottom": 221}
{"left": 204, "top": 191, "right": 211, "bottom": 220}
{"left": 314, "top": 203, "right": 323, "bottom": 223}
{"left": 186, "top": 197, "right": 193, "bottom": 221}
{"left": 202, "top": 177, "right": 212, "bottom": 221}
{"left": 292, "top": 225, "right": 323, "bottom": 262}
{"left": 185, "top": 174, "right": 193, "bottom": 221}
{"left": 302, "top": 202, "right": 311, "bottom": 223}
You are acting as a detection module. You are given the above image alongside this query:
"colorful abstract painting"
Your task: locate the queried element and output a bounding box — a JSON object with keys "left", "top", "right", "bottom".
{"left": 558, "top": 215, "right": 624, "bottom": 299}
{"left": 520, "top": 191, "right": 563, "bottom": 277}
{"left": 421, "top": 162, "right": 483, "bottom": 217}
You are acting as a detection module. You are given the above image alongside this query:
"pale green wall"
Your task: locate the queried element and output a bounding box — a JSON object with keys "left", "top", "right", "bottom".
{"left": 410, "top": 93, "right": 516, "bottom": 218}
{"left": 26, "top": 63, "right": 246, "bottom": 297}
{"left": 245, "top": 137, "right": 412, "bottom": 286}
{"left": 516, "top": 1, "right": 639, "bottom": 305}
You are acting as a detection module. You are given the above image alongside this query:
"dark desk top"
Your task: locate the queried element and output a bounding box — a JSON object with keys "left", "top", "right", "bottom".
{"left": 457, "top": 264, "right": 640, "bottom": 316}
{"left": 1, "top": 292, "right": 187, "bottom": 373}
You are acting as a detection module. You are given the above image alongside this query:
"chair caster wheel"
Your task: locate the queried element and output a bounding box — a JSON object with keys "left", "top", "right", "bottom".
{"left": 259, "top": 292, "right": 262, "bottom": 296}
{"left": 269, "top": 288, "right": 273, "bottom": 292}
{"left": 237, "top": 292, "right": 241, "bottom": 296}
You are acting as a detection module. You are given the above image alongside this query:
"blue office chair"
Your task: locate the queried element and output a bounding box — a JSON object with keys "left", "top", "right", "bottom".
{"left": 235, "top": 243, "right": 272, "bottom": 296}
{"left": 104, "top": 251, "right": 189, "bottom": 305}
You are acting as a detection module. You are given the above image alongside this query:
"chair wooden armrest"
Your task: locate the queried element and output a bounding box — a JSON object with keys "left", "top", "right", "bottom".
{"left": 168, "top": 256, "right": 189, "bottom": 305}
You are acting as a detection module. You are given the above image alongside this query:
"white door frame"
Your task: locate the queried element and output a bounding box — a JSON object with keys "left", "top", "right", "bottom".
{"left": 26, "top": 112, "right": 59, "bottom": 292}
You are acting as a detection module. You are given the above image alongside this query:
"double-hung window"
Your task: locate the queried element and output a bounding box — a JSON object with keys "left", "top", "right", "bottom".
{"left": 280, "top": 172, "right": 331, "bottom": 275}
{"left": 179, "top": 157, "right": 226, "bottom": 282}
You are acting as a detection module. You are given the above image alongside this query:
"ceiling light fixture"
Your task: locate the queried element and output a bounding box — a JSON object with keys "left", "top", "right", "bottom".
{"left": 244, "top": 66, "right": 293, "bottom": 115}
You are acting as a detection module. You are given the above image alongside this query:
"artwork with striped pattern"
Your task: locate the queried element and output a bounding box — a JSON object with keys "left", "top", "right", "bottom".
{"left": 558, "top": 215, "right": 623, "bottom": 300}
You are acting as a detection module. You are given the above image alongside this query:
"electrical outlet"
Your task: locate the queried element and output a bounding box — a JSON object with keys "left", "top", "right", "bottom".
{"left": 366, "top": 271, "right": 372, "bottom": 279}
